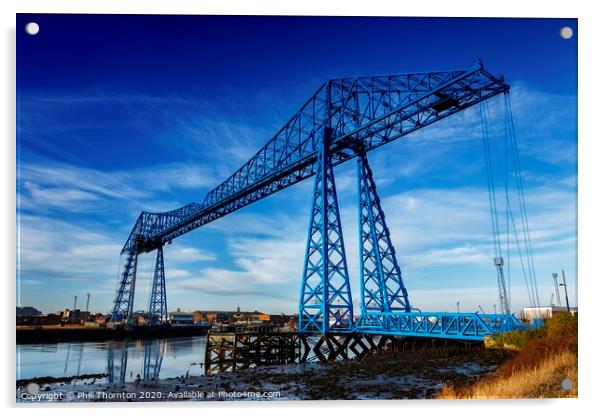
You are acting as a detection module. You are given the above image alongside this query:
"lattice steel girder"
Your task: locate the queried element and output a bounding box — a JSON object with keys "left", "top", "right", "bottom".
{"left": 121, "top": 62, "right": 509, "bottom": 254}
{"left": 354, "top": 312, "right": 525, "bottom": 341}
{"left": 299, "top": 127, "right": 353, "bottom": 333}
{"left": 111, "top": 248, "right": 138, "bottom": 322}
{"left": 357, "top": 151, "right": 411, "bottom": 313}
{"left": 148, "top": 246, "right": 168, "bottom": 325}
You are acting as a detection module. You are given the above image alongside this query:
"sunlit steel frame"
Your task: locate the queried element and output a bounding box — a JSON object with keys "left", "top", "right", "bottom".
{"left": 111, "top": 63, "right": 515, "bottom": 337}
{"left": 355, "top": 312, "right": 525, "bottom": 341}
{"left": 299, "top": 124, "right": 353, "bottom": 333}
{"left": 148, "top": 246, "right": 168, "bottom": 325}
{"left": 357, "top": 151, "right": 411, "bottom": 313}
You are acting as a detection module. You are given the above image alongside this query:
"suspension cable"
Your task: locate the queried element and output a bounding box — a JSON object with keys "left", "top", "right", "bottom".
{"left": 505, "top": 93, "right": 541, "bottom": 307}
{"left": 480, "top": 102, "right": 502, "bottom": 259}
{"left": 481, "top": 95, "right": 541, "bottom": 312}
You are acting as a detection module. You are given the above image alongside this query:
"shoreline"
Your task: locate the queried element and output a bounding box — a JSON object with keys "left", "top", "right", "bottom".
{"left": 17, "top": 345, "right": 511, "bottom": 402}
{"left": 16, "top": 326, "right": 209, "bottom": 344}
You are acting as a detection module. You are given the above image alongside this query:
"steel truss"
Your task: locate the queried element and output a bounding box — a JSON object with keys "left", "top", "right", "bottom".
{"left": 357, "top": 151, "right": 411, "bottom": 313}
{"left": 355, "top": 312, "right": 525, "bottom": 341}
{"left": 111, "top": 248, "right": 138, "bottom": 322}
{"left": 148, "top": 246, "right": 168, "bottom": 325}
{"left": 112, "top": 63, "right": 522, "bottom": 337}
{"left": 299, "top": 126, "right": 353, "bottom": 333}
{"left": 119, "top": 62, "right": 509, "bottom": 256}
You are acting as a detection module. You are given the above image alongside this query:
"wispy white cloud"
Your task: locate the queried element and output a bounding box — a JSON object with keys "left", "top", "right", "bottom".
{"left": 16, "top": 83, "right": 577, "bottom": 314}
{"left": 16, "top": 212, "right": 217, "bottom": 312}
{"left": 166, "top": 246, "right": 215, "bottom": 263}
{"left": 18, "top": 161, "right": 217, "bottom": 214}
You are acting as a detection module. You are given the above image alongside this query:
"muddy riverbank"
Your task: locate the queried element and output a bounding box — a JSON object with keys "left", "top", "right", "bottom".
{"left": 17, "top": 346, "right": 512, "bottom": 402}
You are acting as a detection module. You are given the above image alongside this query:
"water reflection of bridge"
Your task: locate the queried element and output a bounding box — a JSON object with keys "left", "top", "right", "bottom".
{"left": 103, "top": 329, "right": 491, "bottom": 382}
{"left": 107, "top": 339, "right": 166, "bottom": 384}
{"left": 104, "top": 337, "right": 209, "bottom": 384}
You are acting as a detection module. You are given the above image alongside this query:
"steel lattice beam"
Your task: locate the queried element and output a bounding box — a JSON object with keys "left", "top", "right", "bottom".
{"left": 357, "top": 151, "right": 411, "bottom": 313}
{"left": 120, "top": 62, "right": 509, "bottom": 254}
{"left": 299, "top": 126, "right": 353, "bottom": 333}
{"left": 111, "top": 248, "right": 138, "bottom": 322}
{"left": 148, "top": 246, "right": 168, "bottom": 325}
{"left": 113, "top": 62, "right": 513, "bottom": 328}
{"left": 355, "top": 312, "right": 525, "bottom": 341}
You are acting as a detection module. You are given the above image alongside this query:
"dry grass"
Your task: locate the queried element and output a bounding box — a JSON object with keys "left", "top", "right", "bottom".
{"left": 439, "top": 313, "right": 578, "bottom": 399}
{"left": 440, "top": 350, "right": 577, "bottom": 399}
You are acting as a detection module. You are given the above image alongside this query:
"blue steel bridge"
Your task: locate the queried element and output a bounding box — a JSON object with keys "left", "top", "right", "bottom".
{"left": 111, "top": 61, "right": 526, "bottom": 341}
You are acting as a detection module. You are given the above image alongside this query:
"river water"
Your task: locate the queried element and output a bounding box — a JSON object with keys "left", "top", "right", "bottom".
{"left": 17, "top": 335, "right": 503, "bottom": 401}
{"left": 16, "top": 336, "right": 208, "bottom": 382}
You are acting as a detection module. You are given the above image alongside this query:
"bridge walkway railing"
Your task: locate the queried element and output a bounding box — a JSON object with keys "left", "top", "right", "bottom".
{"left": 351, "top": 311, "right": 524, "bottom": 341}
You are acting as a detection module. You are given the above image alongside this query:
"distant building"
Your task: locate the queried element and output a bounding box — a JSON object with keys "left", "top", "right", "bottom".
{"left": 130, "top": 311, "right": 150, "bottom": 326}
{"left": 62, "top": 309, "right": 83, "bottom": 324}
{"left": 168, "top": 309, "right": 195, "bottom": 326}
{"left": 192, "top": 311, "right": 203, "bottom": 323}
{"left": 17, "top": 314, "right": 61, "bottom": 326}
{"left": 523, "top": 306, "right": 578, "bottom": 321}
{"left": 79, "top": 311, "right": 91, "bottom": 323}
{"left": 94, "top": 314, "right": 110, "bottom": 326}
{"left": 257, "top": 313, "right": 296, "bottom": 326}
{"left": 16, "top": 306, "right": 42, "bottom": 317}
{"left": 202, "top": 311, "right": 237, "bottom": 324}
{"left": 193, "top": 309, "right": 297, "bottom": 330}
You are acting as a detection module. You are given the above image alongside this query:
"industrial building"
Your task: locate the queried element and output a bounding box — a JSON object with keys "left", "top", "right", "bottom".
{"left": 523, "top": 306, "right": 578, "bottom": 321}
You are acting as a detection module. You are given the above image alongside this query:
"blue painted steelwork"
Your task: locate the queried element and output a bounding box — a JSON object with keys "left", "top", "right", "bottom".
{"left": 111, "top": 247, "right": 138, "bottom": 322}
{"left": 357, "top": 151, "right": 410, "bottom": 313}
{"left": 299, "top": 123, "right": 353, "bottom": 333}
{"left": 112, "top": 62, "right": 514, "bottom": 332}
{"left": 148, "top": 246, "right": 168, "bottom": 325}
{"left": 119, "top": 62, "right": 508, "bottom": 256}
{"left": 355, "top": 312, "right": 525, "bottom": 341}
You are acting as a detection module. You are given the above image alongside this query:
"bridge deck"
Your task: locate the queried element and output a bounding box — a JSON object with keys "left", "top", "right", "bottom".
{"left": 335, "top": 312, "right": 525, "bottom": 341}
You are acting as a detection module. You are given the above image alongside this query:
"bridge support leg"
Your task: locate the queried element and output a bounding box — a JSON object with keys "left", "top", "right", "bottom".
{"left": 148, "top": 246, "right": 168, "bottom": 325}
{"left": 111, "top": 248, "right": 139, "bottom": 323}
{"left": 299, "top": 127, "right": 353, "bottom": 333}
{"left": 357, "top": 151, "right": 411, "bottom": 313}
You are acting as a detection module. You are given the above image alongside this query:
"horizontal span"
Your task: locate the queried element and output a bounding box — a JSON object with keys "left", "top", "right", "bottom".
{"left": 349, "top": 312, "right": 524, "bottom": 341}
{"left": 122, "top": 62, "right": 509, "bottom": 254}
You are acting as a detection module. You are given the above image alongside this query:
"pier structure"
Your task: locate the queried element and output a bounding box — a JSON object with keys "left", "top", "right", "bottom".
{"left": 204, "top": 332, "right": 396, "bottom": 374}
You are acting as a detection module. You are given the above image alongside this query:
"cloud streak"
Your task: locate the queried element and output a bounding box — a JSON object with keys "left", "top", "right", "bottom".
{"left": 16, "top": 83, "right": 577, "bottom": 314}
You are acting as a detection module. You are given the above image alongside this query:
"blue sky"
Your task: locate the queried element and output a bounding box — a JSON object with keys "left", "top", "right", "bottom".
{"left": 16, "top": 14, "right": 577, "bottom": 315}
